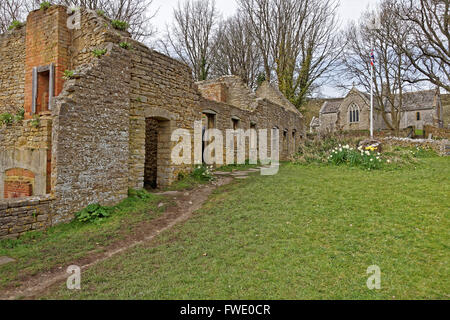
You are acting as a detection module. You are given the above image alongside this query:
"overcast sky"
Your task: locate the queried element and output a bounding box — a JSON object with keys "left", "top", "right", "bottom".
{"left": 151, "top": 0, "right": 380, "bottom": 32}
{"left": 150, "top": 0, "right": 382, "bottom": 97}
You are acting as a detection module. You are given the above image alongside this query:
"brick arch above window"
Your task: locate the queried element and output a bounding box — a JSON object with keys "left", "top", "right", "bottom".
{"left": 5, "top": 168, "right": 35, "bottom": 179}
{"left": 4, "top": 168, "right": 36, "bottom": 199}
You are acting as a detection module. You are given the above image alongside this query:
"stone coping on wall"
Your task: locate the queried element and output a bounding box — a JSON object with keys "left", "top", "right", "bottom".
{"left": 0, "top": 194, "right": 54, "bottom": 208}
{"left": 0, "top": 194, "right": 54, "bottom": 240}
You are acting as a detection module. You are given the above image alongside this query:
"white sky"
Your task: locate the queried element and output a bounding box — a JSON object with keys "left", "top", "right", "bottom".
{"left": 150, "top": 0, "right": 382, "bottom": 97}
{"left": 151, "top": 0, "right": 380, "bottom": 33}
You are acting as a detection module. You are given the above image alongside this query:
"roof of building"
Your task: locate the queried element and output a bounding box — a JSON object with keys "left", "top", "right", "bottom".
{"left": 386, "top": 90, "right": 437, "bottom": 111}
{"left": 320, "top": 89, "right": 438, "bottom": 114}
{"left": 320, "top": 99, "right": 344, "bottom": 114}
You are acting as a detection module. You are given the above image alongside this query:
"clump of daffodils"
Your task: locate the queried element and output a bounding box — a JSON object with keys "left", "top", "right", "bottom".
{"left": 329, "top": 144, "right": 384, "bottom": 170}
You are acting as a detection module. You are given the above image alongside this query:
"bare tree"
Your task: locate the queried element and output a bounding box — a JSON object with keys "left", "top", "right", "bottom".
{"left": 342, "top": 0, "right": 419, "bottom": 135}
{"left": 57, "top": 0, "right": 157, "bottom": 41}
{"left": 0, "top": 0, "right": 32, "bottom": 33}
{"left": 237, "top": 0, "right": 342, "bottom": 109}
{"left": 395, "top": 0, "right": 449, "bottom": 91}
{"left": 160, "top": 0, "right": 219, "bottom": 81}
{"left": 236, "top": 0, "right": 274, "bottom": 82}
{"left": 210, "top": 15, "right": 262, "bottom": 88}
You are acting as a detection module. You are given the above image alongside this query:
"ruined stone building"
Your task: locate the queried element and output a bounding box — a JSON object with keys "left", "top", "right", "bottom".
{"left": 0, "top": 6, "right": 304, "bottom": 239}
{"left": 316, "top": 87, "right": 444, "bottom": 133}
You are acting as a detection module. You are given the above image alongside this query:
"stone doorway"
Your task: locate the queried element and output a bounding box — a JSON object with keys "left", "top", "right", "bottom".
{"left": 144, "top": 117, "right": 171, "bottom": 189}
{"left": 202, "top": 111, "right": 216, "bottom": 164}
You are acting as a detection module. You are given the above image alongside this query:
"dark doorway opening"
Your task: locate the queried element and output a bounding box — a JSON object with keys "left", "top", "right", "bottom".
{"left": 144, "top": 117, "right": 171, "bottom": 189}
{"left": 144, "top": 118, "right": 159, "bottom": 189}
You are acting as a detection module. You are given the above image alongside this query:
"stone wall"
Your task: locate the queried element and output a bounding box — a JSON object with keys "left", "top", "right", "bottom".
{"left": 51, "top": 43, "right": 131, "bottom": 223}
{"left": 126, "top": 40, "right": 202, "bottom": 189}
{"left": 0, "top": 117, "right": 52, "bottom": 150}
{"left": 70, "top": 8, "right": 128, "bottom": 69}
{"left": 424, "top": 125, "right": 450, "bottom": 140}
{"left": 336, "top": 91, "right": 371, "bottom": 131}
{"left": 381, "top": 137, "right": 449, "bottom": 155}
{"left": 401, "top": 109, "right": 435, "bottom": 130}
{"left": 0, "top": 118, "right": 52, "bottom": 200}
{"left": 199, "top": 82, "right": 304, "bottom": 162}
{"left": 0, "top": 195, "right": 53, "bottom": 239}
{"left": 198, "top": 76, "right": 257, "bottom": 112}
{"left": 319, "top": 113, "right": 338, "bottom": 133}
{"left": 256, "top": 81, "right": 300, "bottom": 114}
{"left": 0, "top": 27, "right": 26, "bottom": 115}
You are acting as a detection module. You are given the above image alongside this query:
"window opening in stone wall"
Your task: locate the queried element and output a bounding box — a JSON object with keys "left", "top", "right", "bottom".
{"left": 349, "top": 104, "right": 360, "bottom": 123}
{"left": 32, "top": 64, "right": 55, "bottom": 115}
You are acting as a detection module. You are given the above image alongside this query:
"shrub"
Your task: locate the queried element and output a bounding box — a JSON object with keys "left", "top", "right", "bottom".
{"left": 295, "top": 134, "right": 362, "bottom": 164}
{"left": 8, "top": 20, "right": 24, "bottom": 31}
{"left": 63, "top": 70, "right": 75, "bottom": 80}
{"left": 92, "top": 48, "right": 107, "bottom": 57}
{"left": 191, "top": 165, "right": 215, "bottom": 181}
{"left": 0, "top": 113, "right": 13, "bottom": 126}
{"left": 111, "top": 19, "right": 129, "bottom": 31}
{"left": 119, "top": 42, "right": 131, "bottom": 50}
{"left": 75, "top": 204, "right": 112, "bottom": 223}
{"left": 40, "top": 1, "right": 51, "bottom": 10}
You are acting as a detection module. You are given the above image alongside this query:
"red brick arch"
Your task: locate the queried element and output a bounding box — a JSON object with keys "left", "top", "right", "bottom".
{"left": 4, "top": 168, "right": 35, "bottom": 199}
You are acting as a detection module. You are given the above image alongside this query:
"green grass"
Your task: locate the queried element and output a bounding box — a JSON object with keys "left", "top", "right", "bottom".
{"left": 44, "top": 157, "right": 449, "bottom": 300}
{"left": 165, "top": 175, "right": 209, "bottom": 191}
{"left": 0, "top": 191, "right": 163, "bottom": 290}
{"left": 216, "top": 161, "right": 260, "bottom": 172}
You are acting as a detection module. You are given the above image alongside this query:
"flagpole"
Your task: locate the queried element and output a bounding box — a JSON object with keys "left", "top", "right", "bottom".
{"left": 370, "top": 40, "right": 374, "bottom": 139}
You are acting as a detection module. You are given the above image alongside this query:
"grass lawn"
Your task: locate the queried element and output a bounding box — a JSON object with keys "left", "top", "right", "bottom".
{"left": 44, "top": 157, "right": 449, "bottom": 300}
{"left": 0, "top": 192, "right": 164, "bottom": 291}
